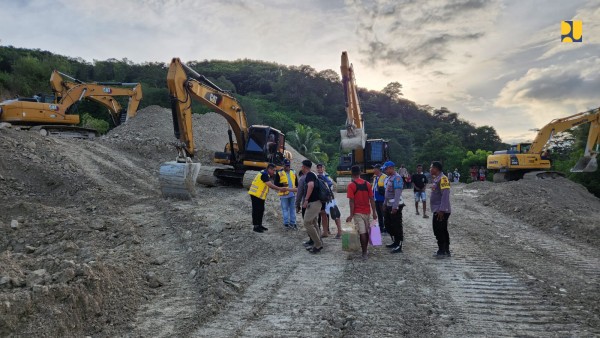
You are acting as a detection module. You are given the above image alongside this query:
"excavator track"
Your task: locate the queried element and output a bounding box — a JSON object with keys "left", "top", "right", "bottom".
{"left": 242, "top": 170, "right": 260, "bottom": 189}
{"left": 522, "top": 171, "right": 565, "bottom": 180}
{"left": 31, "top": 125, "right": 98, "bottom": 139}
{"left": 196, "top": 165, "right": 220, "bottom": 187}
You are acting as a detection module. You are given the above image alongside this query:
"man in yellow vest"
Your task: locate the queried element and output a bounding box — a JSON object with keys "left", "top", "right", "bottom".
{"left": 248, "top": 163, "right": 287, "bottom": 233}
{"left": 372, "top": 164, "right": 387, "bottom": 233}
{"left": 275, "top": 159, "right": 298, "bottom": 229}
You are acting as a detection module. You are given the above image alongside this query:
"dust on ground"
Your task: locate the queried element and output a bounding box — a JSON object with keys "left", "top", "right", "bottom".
{"left": 1, "top": 106, "right": 599, "bottom": 337}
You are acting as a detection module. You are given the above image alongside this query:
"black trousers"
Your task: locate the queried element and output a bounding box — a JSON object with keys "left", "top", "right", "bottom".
{"left": 432, "top": 212, "right": 451, "bottom": 252}
{"left": 375, "top": 201, "right": 385, "bottom": 229}
{"left": 251, "top": 195, "right": 265, "bottom": 227}
{"left": 384, "top": 205, "right": 404, "bottom": 244}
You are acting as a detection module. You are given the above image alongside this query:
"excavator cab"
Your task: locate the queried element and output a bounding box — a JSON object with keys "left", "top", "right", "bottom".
{"left": 244, "top": 126, "right": 286, "bottom": 165}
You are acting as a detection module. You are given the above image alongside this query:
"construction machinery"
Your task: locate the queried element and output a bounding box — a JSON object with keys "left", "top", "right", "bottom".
{"left": 487, "top": 108, "right": 599, "bottom": 183}
{"left": 0, "top": 70, "right": 142, "bottom": 138}
{"left": 336, "top": 51, "right": 390, "bottom": 192}
{"left": 159, "top": 58, "right": 291, "bottom": 199}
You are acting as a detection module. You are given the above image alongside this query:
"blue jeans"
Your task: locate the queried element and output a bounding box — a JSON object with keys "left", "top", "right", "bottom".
{"left": 280, "top": 196, "right": 296, "bottom": 225}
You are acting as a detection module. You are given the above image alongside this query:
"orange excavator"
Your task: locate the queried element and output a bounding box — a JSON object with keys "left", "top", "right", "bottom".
{"left": 159, "top": 58, "right": 291, "bottom": 199}
{"left": 0, "top": 70, "right": 142, "bottom": 138}
{"left": 336, "top": 51, "right": 390, "bottom": 192}
{"left": 487, "top": 107, "right": 599, "bottom": 182}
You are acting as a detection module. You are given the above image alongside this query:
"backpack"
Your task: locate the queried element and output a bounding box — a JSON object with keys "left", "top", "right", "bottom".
{"left": 304, "top": 174, "right": 334, "bottom": 203}
{"left": 351, "top": 180, "right": 368, "bottom": 195}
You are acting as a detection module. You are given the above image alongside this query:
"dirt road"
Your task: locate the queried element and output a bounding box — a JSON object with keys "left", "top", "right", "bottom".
{"left": 133, "top": 185, "right": 600, "bottom": 337}
{"left": 1, "top": 109, "right": 599, "bottom": 337}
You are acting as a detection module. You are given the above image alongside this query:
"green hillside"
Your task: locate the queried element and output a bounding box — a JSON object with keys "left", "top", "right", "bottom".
{"left": 1, "top": 46, "right": 597, "bottom": 196}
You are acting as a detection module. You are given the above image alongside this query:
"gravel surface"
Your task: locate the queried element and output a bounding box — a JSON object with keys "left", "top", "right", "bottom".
{"left": 1, "top": 108, "right": 598, "bottom": 337}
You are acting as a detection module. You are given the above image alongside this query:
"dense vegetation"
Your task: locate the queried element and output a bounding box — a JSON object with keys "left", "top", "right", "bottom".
{"left": 1, "top": 46, "right": 597, "bottom": 196}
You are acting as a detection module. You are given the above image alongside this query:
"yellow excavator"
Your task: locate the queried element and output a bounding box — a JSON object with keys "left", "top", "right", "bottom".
{"left": 159, "top": 58, "right": 291, "bottom": 199}
{"left": 336, "top": 51, "right": 390, "bottom": 192}
{"left": 0, "top": 70, "right": 142, "bottom": 138}
{"left": 487, "top": 107, "right": 599, "bottom": 182}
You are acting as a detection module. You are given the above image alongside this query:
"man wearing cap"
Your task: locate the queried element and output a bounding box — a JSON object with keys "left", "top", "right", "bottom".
{"left": 383, "top": 161, "right": 405, "bottom": 253}
{"left": 275, "top": 159, "right": 298, "bottom": 229}
{"left": 429, "top": 161, "right": 452, "bottom": 258}
{"left": 248, "top": 163, "right": 287, "bottom": 233}
{"left": 301, "top": 159, "right": 324, "bottom": 253}
{"left": 346, "top": 165, "right": 377, "bottom": 259}
{"left": 372, "top": 164, "right": 387, "bottom": 233}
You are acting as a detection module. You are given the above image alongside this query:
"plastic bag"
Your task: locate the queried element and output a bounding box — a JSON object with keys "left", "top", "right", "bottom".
{"left": 369, "top": 220, "right": 382, "bottom": 246}
{"left": 341, "top": 221, "right": 361, "bottom": 251}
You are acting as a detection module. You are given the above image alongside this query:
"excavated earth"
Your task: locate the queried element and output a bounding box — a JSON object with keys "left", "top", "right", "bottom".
{"left": 0, "top": 105, "right": 599, "bottom": 337}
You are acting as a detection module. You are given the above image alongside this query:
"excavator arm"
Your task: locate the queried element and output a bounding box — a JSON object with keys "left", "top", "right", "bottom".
{"left": 339, "top": 51, "right": 366, "bottom": 151}
{"left": 50, "top": 70, "right": 143, "bottom": 124}
{"left": 166, "top": 57, "right": 247, "bottom": 160}
{"left": 530, "top": 108, "right": 600, "bottom": 154}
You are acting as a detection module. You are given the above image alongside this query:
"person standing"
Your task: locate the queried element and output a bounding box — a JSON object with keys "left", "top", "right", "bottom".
{"left": 371, "top": 164, "right": 387, "bottom": 233}
{"left": 301, "top": 160, "right": 324, "bottom": 254}
{"left": 383, "top": 161, "right": 405, "bottom": 253}
{"left": 345, "top": 165, "right": 377, "bottom": 259}
{"left": 453, "top": 168, "right": 460, "bottom": 183}
{"left": 275, "top": 159, "right": 298, "bottom": 229}
{"left": 248, "top": 163, "right": 286, "bottom": 233}
{"left": 316, "top": 163, "right": 333, "bottom": 237}
{"left": 411, "top": 164, "right": 429, "bottom": 218}
{"left": 429, "top": 161, "right": 452, "bottom": 258}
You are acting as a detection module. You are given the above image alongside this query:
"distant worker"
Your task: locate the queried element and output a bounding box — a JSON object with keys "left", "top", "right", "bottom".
{"left": 479, "top": 166, "right": 486, "bottom": 181}
{"left": 346, "top": 165, "right": 377, "bottom": 259}
{"left": 453, "top": 168, "right": 460, "bottom": 183}
{"left": 248, "top": 163, "right": 287, "bottom": 233}
{"left": 372, "top": 164, "right": 387, "bottom": 233}
{"left": 429, "top": 161, "right": 452, "bottom": 258}
{"left": 383, "top": 161, "right": 405, "bottom": 253}
{"left": 411, "top": 164, "right": 429, "bottom": 218}
{"left": 301, "top": 160, "right": 324, "bottom": 254}
{"left": 275, "top": 159, "right": 298, "bottom": 229}
{"left": 470, "top": 166, "right": 478, "bottom": 182}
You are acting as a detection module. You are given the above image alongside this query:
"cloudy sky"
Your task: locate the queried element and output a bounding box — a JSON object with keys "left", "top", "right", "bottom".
{"left": 1, "top": 0, "right": 598, "bottom": 142}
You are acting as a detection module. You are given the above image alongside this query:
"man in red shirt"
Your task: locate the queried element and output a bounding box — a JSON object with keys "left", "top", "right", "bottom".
{"left": 346, "top": 165, "right": 377, "bottom": 259}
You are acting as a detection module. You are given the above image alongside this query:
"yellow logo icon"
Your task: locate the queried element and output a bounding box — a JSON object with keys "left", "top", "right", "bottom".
{"left": 561, "top": 20, "right": 582, "bottom": 42}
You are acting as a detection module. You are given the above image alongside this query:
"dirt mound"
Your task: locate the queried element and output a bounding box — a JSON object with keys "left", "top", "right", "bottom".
{"left": 476, "top": 178, "right": 600, "bottom": 245}
{"left": 0, "top": 106, "right": 305, "bottom": 336}
{"left": 104, "top": 105, "right": 231, "bottom": 164}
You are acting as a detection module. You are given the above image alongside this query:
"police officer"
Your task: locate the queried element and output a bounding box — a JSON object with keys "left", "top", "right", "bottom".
{"left": 429, "top": 161, "right": 452, "bottom": 257}
{"left": 383, "top": 161, "right": 405, "bottom": 253}
{"left": 248, "top": 163, "right": 286, "bottom": 233}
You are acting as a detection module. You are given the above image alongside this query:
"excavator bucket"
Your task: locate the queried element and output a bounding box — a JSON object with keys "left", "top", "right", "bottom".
{"left": 571, "top": 155, "right": 598, "bottom": 173}
{"left": 340, "top": 128, "right": 366, "bottom": 152}
{"left": 159, "top": 161, "right": 201, "bottom": 199}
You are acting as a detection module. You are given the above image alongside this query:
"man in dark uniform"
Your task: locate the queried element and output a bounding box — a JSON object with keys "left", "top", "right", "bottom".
{"left": 429, "top": 161, "right": 452, "bottom": 257}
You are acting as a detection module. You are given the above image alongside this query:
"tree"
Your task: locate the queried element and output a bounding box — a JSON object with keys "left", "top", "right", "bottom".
{"left": 382, "top": 82, "right": 403, "bottom": 101}
{"left": 287, "top": 125, "right": 327, "bottom": 163}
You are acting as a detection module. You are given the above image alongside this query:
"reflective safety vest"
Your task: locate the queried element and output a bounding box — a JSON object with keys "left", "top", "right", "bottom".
{"left": 277, "top": 169, "right": 297, "bottom": 196}
{"left": 248, "top": 170, "right": 269, "bottom": 200}
{"left": 372, "top": 173, "right": 387, "bottom": 191}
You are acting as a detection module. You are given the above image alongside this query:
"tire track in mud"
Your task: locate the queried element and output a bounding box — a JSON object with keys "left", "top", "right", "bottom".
{"left": 407, "top": 187, "right": 598, "bottom": 337}
{"left": 194, "top": 238, "right": 345, "bottom": 337}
